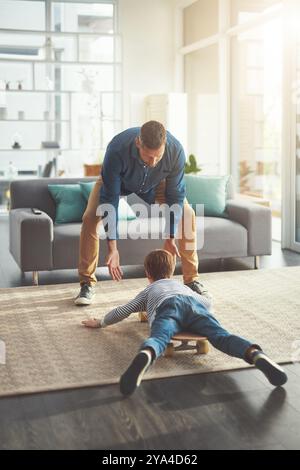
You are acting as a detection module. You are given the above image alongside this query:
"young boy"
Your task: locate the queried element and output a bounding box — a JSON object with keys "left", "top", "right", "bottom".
{"left": 82, "top": 250, "right": 288, "bottom": 397}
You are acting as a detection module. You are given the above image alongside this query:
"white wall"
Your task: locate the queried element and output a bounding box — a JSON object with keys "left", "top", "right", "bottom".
{"left": 118, "top": 0, "right": 176, "bottom": 128}
{"left": 184, "top": 44, "right": 220, "bottom": 173}
{"left": 183, "top": 0, "right": 218, "bottom": 45}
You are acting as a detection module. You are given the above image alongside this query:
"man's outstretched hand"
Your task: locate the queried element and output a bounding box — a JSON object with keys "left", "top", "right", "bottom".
{"left": 106, "top": 249, "right": 123, "bottom": 281}
{"left": 163, "top": 238, "right": 181, "bottom": 258}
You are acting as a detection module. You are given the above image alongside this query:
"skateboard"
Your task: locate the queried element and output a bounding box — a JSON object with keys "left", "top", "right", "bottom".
{"left": 139, "top": 311, "right": 148, "bottom": 323}
{"left": 138, "top": 312, "right": 209, "bottom": 357}
{"left": 165, "top": 333, "right": 209, "bottom": 357}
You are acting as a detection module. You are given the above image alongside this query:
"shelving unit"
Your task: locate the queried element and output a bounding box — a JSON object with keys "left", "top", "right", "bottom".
{"left": 0, "top": 0, "right": 122, "bottom": 180}
{"left": 0, "top": 0, "right": 122, "bottom": 215}
{"left": 0, "top": 119, "right": 69, "bottom": 122}
{"left": 0, "top": 89, "right": 122, "bottom": 155}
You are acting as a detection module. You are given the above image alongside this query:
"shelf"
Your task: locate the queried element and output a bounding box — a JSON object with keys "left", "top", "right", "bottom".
{"left": 0, "top": 118, "right": 121, "bottom": 122}
{"left": 0, "top": 119, "right": 69, "bottom": 123}
{"left": 0, "top": 27, "right": 118, "bottom": 37}
{"left": 0, "top": 58, "right": 122, "bottom": 66}
{"left": 0, "top": 89, "right": 121, "bottom": 94}
{"left": 0, "top": 148, "right": 101, "bottom": 152}
{"left": 0, "top": 149, "right": 65, "bottom": 152}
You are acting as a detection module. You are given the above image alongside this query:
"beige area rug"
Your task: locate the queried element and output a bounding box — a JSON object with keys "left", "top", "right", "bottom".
{"left": 0, "top": 267, "right": 300, "bottom": 397}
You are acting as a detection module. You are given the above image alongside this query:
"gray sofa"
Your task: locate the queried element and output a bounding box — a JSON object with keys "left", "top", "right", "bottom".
{"left": 9, "top": 177, "right": 272, "bottom": 285}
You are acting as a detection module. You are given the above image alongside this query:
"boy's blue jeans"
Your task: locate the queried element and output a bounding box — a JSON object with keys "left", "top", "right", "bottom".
{"left": 141, "top": 295, "right": 259, "bottom": 362}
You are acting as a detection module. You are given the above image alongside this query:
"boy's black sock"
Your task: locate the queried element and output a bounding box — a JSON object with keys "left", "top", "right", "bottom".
{"left": 251, "top": 351, "right": 288, "bottom": 387}
{"left": 120, "top": 350, "right": 152, "bottom": 397}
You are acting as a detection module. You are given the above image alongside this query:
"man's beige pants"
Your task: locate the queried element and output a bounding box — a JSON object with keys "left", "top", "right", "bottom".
{"left": 79, "top": 177, "right": 199, "bottom": 286}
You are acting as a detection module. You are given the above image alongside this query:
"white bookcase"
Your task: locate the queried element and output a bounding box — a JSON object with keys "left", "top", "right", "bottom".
{"left": 0, "top": 4, "right": 122, "bottom": 177}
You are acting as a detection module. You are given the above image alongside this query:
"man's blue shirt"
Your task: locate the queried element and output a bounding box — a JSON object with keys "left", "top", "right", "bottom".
{"left": 99, "top": 127, "right": 186, "bottom": 239}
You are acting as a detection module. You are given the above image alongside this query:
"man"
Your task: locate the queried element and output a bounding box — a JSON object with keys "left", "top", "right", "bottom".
{"left": 75, "top": 120, "right": 206, "bottom": 305}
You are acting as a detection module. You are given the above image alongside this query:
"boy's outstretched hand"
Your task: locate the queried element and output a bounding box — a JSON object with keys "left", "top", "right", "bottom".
{"left": 82, "top": 318, "right": 101, "bottom": 328}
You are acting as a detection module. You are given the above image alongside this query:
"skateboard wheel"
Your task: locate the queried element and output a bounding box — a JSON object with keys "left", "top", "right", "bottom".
{"left": 139, "top": 311, "right": 148, "bottom": 323}
{"left": 196, "top": 339, "right": 209, "bottom": 354}
{"left": 164, "top": 343, "right": 174, "bottom": 357}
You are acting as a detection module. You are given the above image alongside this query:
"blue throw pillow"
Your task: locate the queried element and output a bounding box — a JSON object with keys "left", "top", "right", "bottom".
{"left": 79, "top": 181, "right": 136, "bottom": 220}
{"left": 48, "top": 184, "right": 87, "bottom": 224}
{"left": 79, "top": 181, "right": 97, "bottom": 202}
{"left": 185, "top": 175, "right": 230, "bottom": 217}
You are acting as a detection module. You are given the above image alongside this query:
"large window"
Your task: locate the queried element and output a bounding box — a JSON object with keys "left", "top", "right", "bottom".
{"left": 51, "top": 2, "right": 114, "bottom": 33}
{"left": 294, "top": 11, "right": 300, "bottom": 244}
{"left": 230, "top": 0, "right": 282, "bottom": 26}
{"left": 0, "top": 0, "right": 121, "bottom": 193}
{"left": 182, "top": 0, "right": 283, "bottom": 240}
{"left": 231, "top": 18, "right": 282, "bottom": 212}
{"left": 0, "top": 0, "right": 46, "bottom": 30}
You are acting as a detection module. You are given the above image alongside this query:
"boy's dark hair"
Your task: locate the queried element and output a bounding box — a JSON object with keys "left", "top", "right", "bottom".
{"left": 140, "top": 121, "right": 167, "bottom": 149}
{"left": 144, "top": 249, "right": 175, "bottom": 281}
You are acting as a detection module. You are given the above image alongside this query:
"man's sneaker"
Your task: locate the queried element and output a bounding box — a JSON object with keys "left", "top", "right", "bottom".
{"left": 185, "top": 280, "right": 209, "bottom": 296}
{"left": 252, "top": 351, "right": 288, "bottom": 387}
{"left": 74, "top": 283, "right": 95, "bottom": 306}
{"left": 120, "top": 350, "right": 152, "bottom": 397}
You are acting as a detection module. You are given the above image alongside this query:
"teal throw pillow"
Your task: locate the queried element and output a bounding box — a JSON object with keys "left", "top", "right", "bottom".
{"left": 185, "top": 175, "right": 230, "bottom": 217}
{"left": 48, "top": 184, "right": 86, "bottom": 224}
{"left": 79, "top": 181, "right": 136, "bottom": 221}
{"left": 79, "top": 181, "right": 96, "bottom": 202}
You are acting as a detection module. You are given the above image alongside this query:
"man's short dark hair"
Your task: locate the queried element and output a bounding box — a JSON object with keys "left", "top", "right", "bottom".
{"left": 140, "top": 121, "right": 167, "bottom": 149}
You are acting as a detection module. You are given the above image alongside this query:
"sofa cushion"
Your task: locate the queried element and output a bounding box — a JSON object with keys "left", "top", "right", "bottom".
{"left": 52, "top": 215, "right": 248, "bottom": 269}
{"left": 185, "top": 175, "right": 230, "bottom": 217}
{"left": 52, "top": 218, "right": 164, "bottom": 269}
{"left": 53, "top": 223, "right": 82, "bottom": 269}
{"left": 197, "top": 216, "right": 247, "bottom": 258}
{"left": 48, "top": 184, "right": 87, "bottom": 224}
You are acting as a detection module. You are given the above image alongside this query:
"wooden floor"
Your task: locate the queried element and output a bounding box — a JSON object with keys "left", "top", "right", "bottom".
{"left": 1, "top": 216, "right": 300, "bottom": 450}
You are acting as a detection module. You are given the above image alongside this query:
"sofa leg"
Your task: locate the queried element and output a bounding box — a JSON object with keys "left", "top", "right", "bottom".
{"left": 254, "top": 256, "right": 260, "bottom": 270}
{"left": 32, "top": 271, "right": 39, "bottom": 286}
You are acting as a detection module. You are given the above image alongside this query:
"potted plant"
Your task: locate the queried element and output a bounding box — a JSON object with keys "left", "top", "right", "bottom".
{"left": 239, "top": 160, "right": 254, "bottom": 194}
{"left": 185, "top": 154, "right": 202, "bottom": 174}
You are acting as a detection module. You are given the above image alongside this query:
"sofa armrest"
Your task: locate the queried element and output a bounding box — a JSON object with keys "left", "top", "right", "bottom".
{"left": 226, "top": 199, "right": 272, "bottom": 256}
{"left": 9, "top": 208, "right": 54, "bottom": 271}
